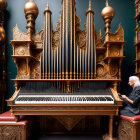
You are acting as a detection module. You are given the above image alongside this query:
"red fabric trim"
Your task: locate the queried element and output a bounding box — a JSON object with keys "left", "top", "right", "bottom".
{"left": 120, "top": 115, "right": 140, "bottom": 121}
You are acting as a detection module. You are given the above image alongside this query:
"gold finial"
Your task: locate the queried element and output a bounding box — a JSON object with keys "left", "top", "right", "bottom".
{"left": 106, "top": 0, "right": 109, "bottom": 6}
{"left": 89, "top": 0, "right": 92, "bottom": 10}
{"left": 46, "top": 0, "right": 49, "bottom": 10}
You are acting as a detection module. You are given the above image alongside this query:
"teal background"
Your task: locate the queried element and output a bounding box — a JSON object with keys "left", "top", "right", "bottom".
{"left": 5, "top": 0, "right": 135, "bottom": 99}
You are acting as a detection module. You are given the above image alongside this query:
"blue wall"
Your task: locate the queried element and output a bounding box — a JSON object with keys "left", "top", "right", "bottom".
{"left": 5, "top": 0, "right": 135, "bottom": 98}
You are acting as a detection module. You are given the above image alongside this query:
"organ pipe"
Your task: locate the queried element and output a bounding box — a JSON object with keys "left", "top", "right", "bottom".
{"left": 41, "top": 0, "right": 96, "bottom": 81}
{"left": 65, "top": 0, "right": 69, "bottom": 79}
{"left": 94, "top": 24, "right": 96, "bottom": 78}
{"left": 42, "top": 3, "right": 52, "bottom": 79}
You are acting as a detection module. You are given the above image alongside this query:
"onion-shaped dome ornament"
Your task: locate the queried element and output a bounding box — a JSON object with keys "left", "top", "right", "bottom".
{"left": 101, "top": 0, "right": 115, "bottom": 20}
{"left": 24, "top": 0, "right": 39, "bottom": 19}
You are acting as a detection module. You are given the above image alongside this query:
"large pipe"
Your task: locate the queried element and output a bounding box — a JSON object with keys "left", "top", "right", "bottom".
{"left": 91, "top": 13, "right": 94, "bottom": 79}
{"left": 70, "top": 0, "right": 73, "bottom": 79}
{"left": 65, "top": 0, "right": 69, "bottom": 79}
{"left": 41, "top": 41, "right": 44, "bottom": 79}
{"left": 54, "top": 48, "right": 56, "bottom": 79}
{"left": 44, "top": 13, "right": 48, "bottom": 79}
{"left": 82, "top": 48, "right": 85, "bottom": 79}
{"left": 77, "top": 46, "right": 79, "bottom": 79}
{"left": 57, "top": 46, "right": 59, "bottom": 79}
{"left": 51, "top": 45, "right": 54, "bottom": 79}
{"left": 59, "top": 14, "right": 62, "bottom": 79}
{"left": 94, "top": 24, "right": 96, "bottom": 78}
{"left": 74, "top": 8, "right": 76, "bottom": 79}
{"left": 88, "top": 13, "right": 91, "bottom": 79}
{"left": 62, "top": 1, "right": 65, "bottom": 79}
{"left": 80, "top": 48, "right": 82, "bottom": 79}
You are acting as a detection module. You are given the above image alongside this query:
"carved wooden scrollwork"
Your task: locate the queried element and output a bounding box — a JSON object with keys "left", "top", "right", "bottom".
{"left": 15, "top": 45, "right": 27, "bottom": 56}
{"left": 33, "top": 30, "right": 44, "bottom": 49}
{"left": 30, "top": 61, "right": 41, "bottom": 79}
{"left": 53, "top": 116, "right": 85, "bottom": 131}
{"left": 52, "top": 30, "right": 60, "bottom": 49}
{"left": 97, "top": 53, "right": 105, "bottom": 62}
{"left": 75, "top": 16, "right": 81, "bottom": 33}
{"left": 96, "top": 34, "right": 104, "bottom": 48}
{"left": 77, "top": 30, "right": 86, "bottom": 48}
{"left": 109, "top": 47, "right": 120, "bottom": 57}
{"left": 13, "top": 25, "right": 28, "bottom": 41}
{"left": 109, "top": 61, "right": 118, "bottom": 77}
{"left": 118, "top": 119, "right": 132, "bottom": 140}
{"left": 18, "top": 61, "right": 28, "bottom": 75}
{"left": 109, "top": 25, "right": 124, "bottom": 42}
{"left": 0, "top": 126, "right": 22, "bottom": 140}
{"left": 96, "top": 62, "right": 107, "bottom": 77}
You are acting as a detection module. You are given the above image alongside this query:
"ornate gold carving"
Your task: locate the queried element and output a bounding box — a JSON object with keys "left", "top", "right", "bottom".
{"left": 109, "top": 61, "right": 118, "bottom": 77}
{"left": 53, "top": 116, "right": 85, "bottom": 131}
{"left": 0, "top": 126, "right": 22, "bottom": 140}
{"left": 52, "top": 30, "right": 60, "bottom": 49}
{"left": 118, "top": 119, "right": 132, "bottom": 140}
{"left": 75, "top": 16, "right": 81, "bottom": 33}
{"left": 15, "top": 45, "right": 27, "bottom": 56}
{"left": 109, "top": 24, "right": 124, "bottom": 42}
{"left": 109, "top": 47, "right": 120, "bottom": 56}
{"left": 97, "top": 53, "right": 105, "bottom": 62}
{"left": 30, "top": 61, "right": 41, "bottom": 79}
{"left": 96, "top": 34, "right": 105, "bottom": 48}
{"left": 33, "top": 30, "right": 44, "bottom": 41}
{"left": 77, "top": 30, "right": 86, "bottom": 48}
{"left": 96, "top": 61, "right": 118, "bottom": 79}
{"left": 96, "top": 62, "right": 107, "bottom": 77}
{"left": 97, "top": 64, "right": 105, "bottom": 77}
{"left": 13, "top": 25, "right": 28, "bottom": 41}
{"left": 18, "top": 61, "right": 28, "bottom": 75}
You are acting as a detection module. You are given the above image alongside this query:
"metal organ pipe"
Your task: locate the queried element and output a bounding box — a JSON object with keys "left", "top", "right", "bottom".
{"left": 41, "top": 41, "right": 44, "bottom": 79}
{"left": 88, "top": 13, "right": 91, "bottom": 79}
{"left": 94, "top": 24, "right": 96, "bottom": 78}
{"left": 86, "top": 2, "right": 95, "bottom": 79}
{"left": 59, "top": 14, "right": 62, "bottom": 79}
{"left": 73, "top": 7, "right": 77, "bottom": 79}
{"left": 91, "top": 13, "right": 94, "bottom": 79}
{"left": 80, "top": 48, "right": 82, "bottom": 79}
{"left": 43, "top": 4, "right": 52, "bottom": 79}
{"left": 44, "top": 13, "right": 48, "bottom": 79}
{"left": 62, "top": 0, "right": 65, "bottom": 79}
{"left": 65, "top": 0, "right": 69, "bottom": 79}
{"left": 82, "top": 49, "right": 85, "bottom": 79}
{"left": 54, "top": 48, "right": 56, "bottom": 79}
{"left": 56, "top": 45, "right": 59, "bottom": 89}
{"left": 70, "top": 0, "right": 73, "bottom": 79}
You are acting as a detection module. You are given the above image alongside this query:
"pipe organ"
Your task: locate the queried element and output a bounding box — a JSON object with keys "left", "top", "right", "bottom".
{"left": 41, "top": 0, "right": 96, "bottom": 81}
{"left": 7, "top": 0, "right": 126, "bottom": 139}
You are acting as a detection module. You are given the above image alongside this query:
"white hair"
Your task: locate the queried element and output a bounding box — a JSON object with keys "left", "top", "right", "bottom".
{"left": 129, "top": 76, "right": 140, "bottom": 87}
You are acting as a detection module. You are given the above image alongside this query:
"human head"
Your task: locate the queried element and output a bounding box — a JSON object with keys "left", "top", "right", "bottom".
{"left": 128, "top": 76, "right": 140, "bottom": 88}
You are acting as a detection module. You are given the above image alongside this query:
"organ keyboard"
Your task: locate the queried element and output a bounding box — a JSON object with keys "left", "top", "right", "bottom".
{"left": 15, "top": 95, "right": 114, "bottom": 104}
{"left": 7, "top": 80, "right": 122, "bottom": 140}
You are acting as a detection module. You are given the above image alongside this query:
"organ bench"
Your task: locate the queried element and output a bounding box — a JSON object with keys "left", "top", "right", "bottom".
{"left": 118, "top": 115, "right": 140, "bottom": 140}
{"left": 0, "top": 111, "right": 32, "bottom": 140}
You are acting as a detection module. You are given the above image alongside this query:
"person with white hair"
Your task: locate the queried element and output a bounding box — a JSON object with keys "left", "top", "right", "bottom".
{"left": 119, "top": 76, "right": 140, "bottom": 116}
